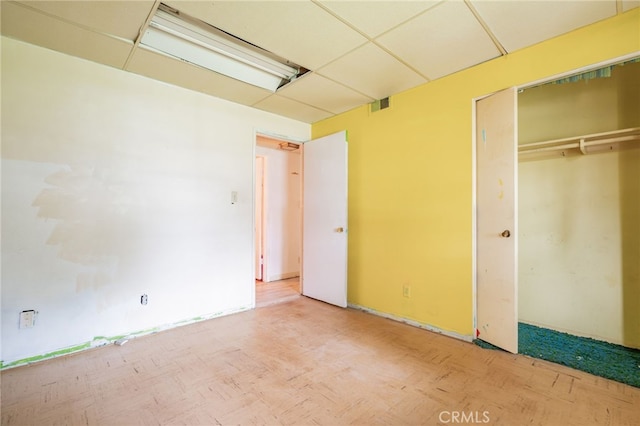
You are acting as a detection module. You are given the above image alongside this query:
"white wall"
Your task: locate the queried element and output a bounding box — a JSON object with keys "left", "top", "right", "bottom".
{"left": 519, "top": 151, "right": 639, "bottom": 347}
{"left": 255, "top": 145, "right": 301, "bottom": 282}
{"left": 1, "top": 37, "right": 310, "bottom": 366}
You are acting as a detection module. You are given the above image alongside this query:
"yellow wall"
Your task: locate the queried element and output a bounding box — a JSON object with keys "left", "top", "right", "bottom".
{"left": 312, "top": 10, "right": 640, "bottom": 337}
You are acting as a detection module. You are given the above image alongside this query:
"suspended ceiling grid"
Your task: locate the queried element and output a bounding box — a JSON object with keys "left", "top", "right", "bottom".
{"left": 1, "top": 0, "right": 638, "bottom": 123}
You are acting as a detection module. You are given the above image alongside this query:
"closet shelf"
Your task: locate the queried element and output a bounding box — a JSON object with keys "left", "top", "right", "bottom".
{"left": 519, "top": 127, "right": 640, "bottom": 159}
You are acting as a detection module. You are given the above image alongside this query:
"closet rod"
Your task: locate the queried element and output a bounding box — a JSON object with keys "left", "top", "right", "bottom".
{"left": 583, "top": 135, "right": 640, "bottom": 146}
{"left": 520, "top": 143, "right": 579, "bottom": 154}
{"left": 519, "top": 127, "right": 639, "bottom": 148}
{"left": 520, "top": 135, "right": 639, "bottom": 155}
{"left": 519, "top": 127, "right": 640, "bottom": 155}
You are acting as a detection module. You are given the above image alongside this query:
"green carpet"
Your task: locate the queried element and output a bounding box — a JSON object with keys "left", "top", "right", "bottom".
{"left": 475, "top": 323, "right": 640, "bottom": 388}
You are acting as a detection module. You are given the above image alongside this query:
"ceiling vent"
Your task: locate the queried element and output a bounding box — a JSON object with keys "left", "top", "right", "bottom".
{"left": 370, "top": 97, "right": 390, "bottom": 113}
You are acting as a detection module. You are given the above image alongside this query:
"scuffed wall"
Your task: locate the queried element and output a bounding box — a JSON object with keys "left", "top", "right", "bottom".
{"left": 1, "top": 37, "right": 309, "bottom": 366}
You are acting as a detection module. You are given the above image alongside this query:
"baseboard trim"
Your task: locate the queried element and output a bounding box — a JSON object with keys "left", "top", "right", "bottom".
{"left": 348, "top": 303, "right": 473, "bottom": 343}
{"left": 1, "top": 304, "right": 252, "bottom": 370}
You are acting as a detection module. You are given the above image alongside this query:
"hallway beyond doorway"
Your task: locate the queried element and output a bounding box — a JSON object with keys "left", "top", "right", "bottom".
{"left": 256, "top": 277, "right": 300, "bottom": 308}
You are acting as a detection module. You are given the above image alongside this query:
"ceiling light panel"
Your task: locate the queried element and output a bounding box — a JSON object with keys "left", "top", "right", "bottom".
{"left": 163, "top": 1, "right": 367, "bottom": 70}
{"left": 317, "top": 43, "right": 427, "bottom": 99}
{"left": 317, "top": 0, "right": 441, "bottom": 38}
{"left": 139, "top": 5, "right": 301, "bottom": 92}
{"left": 15, "top": 0, "right": 155, "bottom": 41}
{"left": 471, "top": 0, "right": 617, "bottom": 53}
{"left": 127, "top": 48, "right": 273, "bottom": 106}
{"left": 376, "top": 1, "right": 501, "bottom": 80}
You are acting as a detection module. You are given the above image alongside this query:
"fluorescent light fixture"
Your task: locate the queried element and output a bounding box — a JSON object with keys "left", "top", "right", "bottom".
{"left": 140, "top": 4, "right": 305, "bottom": 92}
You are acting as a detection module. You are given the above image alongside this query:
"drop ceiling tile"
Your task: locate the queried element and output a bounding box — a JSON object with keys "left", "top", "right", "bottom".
{"left": 317, "top": 43, "right": 427, "bottom": 99}
{"left": 253, "top": 95, "right": 333, "bottom": 124}
{"left": 471, "top": 0, "right": 617, "bottom": 53}
{"left": 277, "top": 73, "right": 374, "bottom": 115}
{"left": 622, "top": 0, "right": 640, "bottom": 11}
{"left": 15, "top": 0, "right": 155, "bottom": 41}
{"left": 1, "top": 1, "right": 133, "bottom": 69}
{"left": 317, "top": 0, "right": 441, "bottom": 38}
{"left": 163, "top": 1, "right": 367, "bottom": 70}
{"left": 127, "top": 47, "right": 273, "bottom": 106}
{"left": 376, "top": 1, "right": 501, "bottom": 80}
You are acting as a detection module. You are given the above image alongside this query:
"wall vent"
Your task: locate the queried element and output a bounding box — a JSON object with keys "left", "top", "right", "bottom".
{"left": 371, "top": 97, "right": 390, "bottom": 113}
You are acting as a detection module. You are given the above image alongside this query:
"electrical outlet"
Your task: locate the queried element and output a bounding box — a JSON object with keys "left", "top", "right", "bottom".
{"left": 141, "top": 294, "right": 148, "bottom": 305}
{"left": 402, "top": 284, "right": 411, "bottom": 298}
{"left": 19, "top": 310, "right": 35, "bottom": 329}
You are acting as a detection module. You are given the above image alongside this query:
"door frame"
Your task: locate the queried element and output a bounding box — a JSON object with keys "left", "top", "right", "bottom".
{"left": 252, "top": 130, "right": 305, "bottom": 307}
{"left": 471, "top": 51, "right": 640, "bottom": 345}
{"left": 255, "top": 155, "right": 265, "bottom": 281}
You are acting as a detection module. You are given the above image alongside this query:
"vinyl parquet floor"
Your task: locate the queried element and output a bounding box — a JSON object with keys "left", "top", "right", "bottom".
{"left": 2, "top": 297, "right": 639, "bottom": 425}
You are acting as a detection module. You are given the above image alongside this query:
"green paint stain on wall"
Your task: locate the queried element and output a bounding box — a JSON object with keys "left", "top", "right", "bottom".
{"left": 1, "top": 306, "right": 252, "bottom": 370}
{"left": 1, "top": 342, "right": 92, "bottom": 369}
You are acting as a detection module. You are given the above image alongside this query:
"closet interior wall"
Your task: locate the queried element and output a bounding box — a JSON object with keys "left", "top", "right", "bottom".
{"left": 517, "top": 61, "right": 640, "bottom": 349}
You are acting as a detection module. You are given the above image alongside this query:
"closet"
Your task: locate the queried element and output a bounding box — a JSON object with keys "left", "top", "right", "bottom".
{"left": 517, "top": 59, "right": 640, "bottom": 349}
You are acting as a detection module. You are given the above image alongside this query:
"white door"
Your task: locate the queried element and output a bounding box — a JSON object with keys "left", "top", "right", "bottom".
{"left": 255, "top": 156, "right": 265, "bottom": 281}
{"left": 476, "top": 88, "right": 518, "bottom": 353}
{"left": 302, "top": 131, "right": 348, "bottom": 307}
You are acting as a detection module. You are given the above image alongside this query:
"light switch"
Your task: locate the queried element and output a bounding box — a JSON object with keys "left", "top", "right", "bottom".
{"left": 19, "top": 310, "right": 35, "bottom": 329}
{"left": 231, "top": 191, "right": 238, "bottom": 204}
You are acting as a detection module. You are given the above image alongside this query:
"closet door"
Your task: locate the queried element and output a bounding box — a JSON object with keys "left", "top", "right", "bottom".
{"left": 476, "top": 88, "right": 518, "bottom": 353}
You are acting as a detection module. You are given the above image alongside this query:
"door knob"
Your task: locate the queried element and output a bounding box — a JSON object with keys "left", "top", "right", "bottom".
{"left": 335, "top": 227, "right": 344, "bottom": 233}
{"left": 501, "top": 230, "right": 511, "bottom": 238}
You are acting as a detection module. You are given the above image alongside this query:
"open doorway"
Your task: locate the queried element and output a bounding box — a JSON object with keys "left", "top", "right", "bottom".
{"left": 254, "top": 130, "right": 349, "bottom": 309}
{"left": 255, "top": 134, "right": 302, "bottom": 307}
